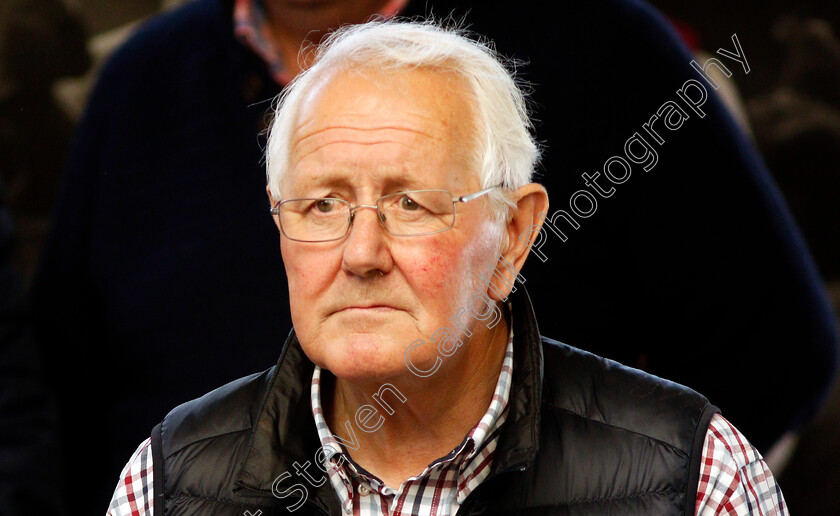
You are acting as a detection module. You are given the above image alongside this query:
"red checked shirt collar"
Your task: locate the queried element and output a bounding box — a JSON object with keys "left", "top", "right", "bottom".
{"left": 310, "top": 318, "right": 515, "bottom": 515}
{"left": 233, "top": 0, "right": 407, "bottom": 85}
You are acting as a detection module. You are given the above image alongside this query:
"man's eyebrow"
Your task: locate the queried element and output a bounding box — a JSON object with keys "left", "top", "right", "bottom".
{"left": 288, "top": 171, "right": 436, "bottom": 196}
{"left": 287, "top": 173, "right": 351, "bottom": 195}
{"left": 379, "top": 175, "right": 432, "bottom": 192}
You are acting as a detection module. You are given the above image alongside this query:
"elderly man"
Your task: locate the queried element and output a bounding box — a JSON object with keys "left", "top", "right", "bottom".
{"left": 30, "top": 0, "right": 836, "bottom": 511}
{"left": 107, "top": 21, "right": 785, "bottom": 516}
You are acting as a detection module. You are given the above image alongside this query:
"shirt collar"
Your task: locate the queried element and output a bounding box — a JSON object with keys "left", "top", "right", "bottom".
{"left": 233, "top": 0, "right": 408, "bottom": 86}
{"left": 310, "top": 308, "right": 515, "bottom": 513}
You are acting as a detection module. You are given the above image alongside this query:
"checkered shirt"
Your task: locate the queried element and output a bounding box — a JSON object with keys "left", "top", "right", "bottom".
{"left": 107, "top": 436, "right": 153, "bottom": 516}
{"left": 696, "top": 415, "right": 788, "bottom": 514}
{"left": 233, "top": 0, "right": 406, "bottom": 85}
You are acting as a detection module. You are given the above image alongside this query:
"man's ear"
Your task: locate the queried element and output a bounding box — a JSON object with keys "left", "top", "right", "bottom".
{"left": 487, "top": 183, "right": 549, "bottom": 301}
{"left": 267, "top": 185, "right": 282, "bottom": 232}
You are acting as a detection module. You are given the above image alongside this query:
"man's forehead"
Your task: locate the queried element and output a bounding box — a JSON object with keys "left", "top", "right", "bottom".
{"left": 285, "top": 67, "right": 479, "bottom": 192}
{"left": 292, "top": 67, "right": 474, "bottom": 140}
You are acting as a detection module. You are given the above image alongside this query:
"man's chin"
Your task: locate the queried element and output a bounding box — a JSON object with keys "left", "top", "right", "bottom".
{"left": 325, "top": 362, "right": 408, "bottom": 384}
{"left": 317, "top": 335, "right": 410, "bottom": 383}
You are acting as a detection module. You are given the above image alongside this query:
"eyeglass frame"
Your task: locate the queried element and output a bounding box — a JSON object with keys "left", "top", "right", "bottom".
{"left": 269, "top": 184, "right": 503, "bottom": 243}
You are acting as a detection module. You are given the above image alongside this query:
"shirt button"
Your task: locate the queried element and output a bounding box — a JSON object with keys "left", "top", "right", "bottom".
{"left": 357, "top": 484, "right": 371, "bottom": 496}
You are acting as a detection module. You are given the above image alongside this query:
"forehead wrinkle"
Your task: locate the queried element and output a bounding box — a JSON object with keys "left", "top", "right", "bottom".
{"left": 291, "top": 123, "right": 447, "bottom": 167}
{"left": 292, "top": 125, "right": 444, "bottom": 154}
{"left": 296, "top": 139, "right": 419, "bottom": 164}
{"left": 293, "top": 124, "right": 440, "bottom": 147}
{"left": 292, "top": 125, "right": 443, "bottom": 157}
{"left": 293, "top": 101, "right": 448, "bottom": 142}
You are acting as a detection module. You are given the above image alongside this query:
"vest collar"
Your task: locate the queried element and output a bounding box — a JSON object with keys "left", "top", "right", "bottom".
{"left": 233, "top": 286, "right": 544, "bottom": 506}
{"left": 490, "top": 286, "right": 543, "bottom": 474}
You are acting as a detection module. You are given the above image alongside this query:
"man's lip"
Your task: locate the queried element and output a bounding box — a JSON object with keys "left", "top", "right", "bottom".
{"left": 332, "top": 305, "right": 400, "bottom": 314}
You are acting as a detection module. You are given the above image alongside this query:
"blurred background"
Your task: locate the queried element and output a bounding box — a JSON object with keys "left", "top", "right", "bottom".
{"left": 0, "top": 0, "right": 837, "bottom": 514}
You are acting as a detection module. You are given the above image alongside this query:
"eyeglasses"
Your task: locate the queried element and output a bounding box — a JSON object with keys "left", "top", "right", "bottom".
{"left": 270, "top": 185, "right": 502, "bottom": 243}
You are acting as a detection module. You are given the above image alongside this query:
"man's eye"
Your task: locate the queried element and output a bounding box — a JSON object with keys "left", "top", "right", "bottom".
{"left": 399, "top": 195, "right": 420, "bottom": 210}
{"left": 315, "top": 199, "right": 337, "bottom": 212}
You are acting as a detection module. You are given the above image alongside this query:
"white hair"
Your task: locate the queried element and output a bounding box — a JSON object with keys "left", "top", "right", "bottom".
{"left": 265, "top": 19, "right": 539, "bottom": 221}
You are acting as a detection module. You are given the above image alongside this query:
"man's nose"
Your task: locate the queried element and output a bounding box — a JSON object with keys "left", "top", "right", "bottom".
{"left": 341, "top": 206, "right": 393, "bottom": 278}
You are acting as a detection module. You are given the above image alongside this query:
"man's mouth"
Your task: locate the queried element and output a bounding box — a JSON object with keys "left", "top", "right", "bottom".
{"left": 334, "top": 305, "right": 399, "bottom": 313}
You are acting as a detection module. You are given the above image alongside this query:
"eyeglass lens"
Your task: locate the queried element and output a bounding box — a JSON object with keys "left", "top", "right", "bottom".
{"left": 277, "top": 190, "right": 456, "bottom": 242}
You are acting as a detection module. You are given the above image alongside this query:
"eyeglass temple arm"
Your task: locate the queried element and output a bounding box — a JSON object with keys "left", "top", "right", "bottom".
{"left": 456, "top": 183, "right": 504, "bottom": 203}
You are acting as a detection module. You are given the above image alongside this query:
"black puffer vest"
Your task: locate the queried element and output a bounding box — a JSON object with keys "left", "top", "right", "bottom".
{"left": 151, "top": 287, "right": 718, "bottom": 515}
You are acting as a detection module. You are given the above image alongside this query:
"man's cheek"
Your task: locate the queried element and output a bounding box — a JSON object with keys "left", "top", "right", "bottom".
{"left": 404, "top": 247, "right": 462, "bottom": 299}
{"left": 287, "top": 252, "right": 336, "bottom": 294}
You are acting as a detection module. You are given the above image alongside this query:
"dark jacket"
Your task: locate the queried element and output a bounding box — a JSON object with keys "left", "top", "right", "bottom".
{"left": 152, "top": 288, "right": 719, "bottom": 516}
